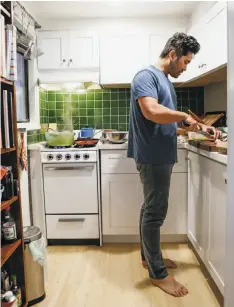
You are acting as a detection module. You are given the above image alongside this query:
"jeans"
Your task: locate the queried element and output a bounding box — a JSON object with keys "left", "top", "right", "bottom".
{"left": 136, "top": 163, "right": 174, "bottom": 280}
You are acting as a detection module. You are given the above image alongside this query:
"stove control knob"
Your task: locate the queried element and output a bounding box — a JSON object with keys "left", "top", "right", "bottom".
{"left": 56, "top": 154, "right": 62, "bottom": 160}
{"left": 83, "top": 153, "right": 90, "bottom": 160}
{"left": 65, "top": 154, "right": 71, "bottom": 160}
{"left": 74, "top": 154, "right": 80, "bottom": 160}
{"left": 47, "top": 154, "right": 53, "bottom": 161}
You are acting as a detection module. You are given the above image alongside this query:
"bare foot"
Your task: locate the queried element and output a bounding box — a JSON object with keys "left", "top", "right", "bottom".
{"left": 151, "top": 275, "right": 188, "bottom": 297}
{"left": 142, "top": 258, "right": 177, "bottom": 269}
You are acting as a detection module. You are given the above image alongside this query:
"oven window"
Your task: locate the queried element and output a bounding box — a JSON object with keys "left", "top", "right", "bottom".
{"left": 16, "top": 53, "right": 29, "bottom": 122}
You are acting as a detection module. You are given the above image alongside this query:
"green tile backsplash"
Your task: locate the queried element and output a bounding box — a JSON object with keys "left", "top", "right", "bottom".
{"left": 27, "top": 86, "right": 204, "bottom": 144}
{"left": 39, "top": 87, "right": 204, "bottom": 131}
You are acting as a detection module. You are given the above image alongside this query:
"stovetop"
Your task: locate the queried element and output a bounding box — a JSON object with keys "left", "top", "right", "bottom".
{"left": 39, "top": 144, "right": 98, "bottom": 163}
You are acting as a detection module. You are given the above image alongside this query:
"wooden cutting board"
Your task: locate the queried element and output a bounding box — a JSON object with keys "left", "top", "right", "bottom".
{"left": 188, "top": 110, "right": 224, "bottom": 126}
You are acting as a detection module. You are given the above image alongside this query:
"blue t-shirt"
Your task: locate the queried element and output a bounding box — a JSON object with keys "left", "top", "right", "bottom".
{"left": 127, "top": 65, "right": 178, "bottom": 165}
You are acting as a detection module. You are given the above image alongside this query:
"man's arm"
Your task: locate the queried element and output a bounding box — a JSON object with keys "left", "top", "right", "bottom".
{"left": 138, "top": 96, "right": 194, "bottom": 124}
{"left": 138, "top": 96, "right": 220, "bottom": 139}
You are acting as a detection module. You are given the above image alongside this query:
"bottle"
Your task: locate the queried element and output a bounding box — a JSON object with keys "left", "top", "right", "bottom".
{"left": 10, "top": 275, "right": 22, "bottom": 307}
{"left": 2, "top": 207, "right": 17, "bottom": 243}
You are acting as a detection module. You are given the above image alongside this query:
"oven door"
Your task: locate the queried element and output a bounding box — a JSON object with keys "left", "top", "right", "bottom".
{"left": 43, "top": 163, "right": 98, "bottom": 214}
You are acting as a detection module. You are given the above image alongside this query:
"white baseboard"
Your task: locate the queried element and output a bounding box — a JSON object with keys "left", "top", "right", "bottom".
{"left": 103, "top": 234, "right": 188, "bottom": 244}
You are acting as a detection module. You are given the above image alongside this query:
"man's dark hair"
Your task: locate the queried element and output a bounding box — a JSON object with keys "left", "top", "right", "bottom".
{"left": 160, "top": 32, "right": 200, "bottom": 59}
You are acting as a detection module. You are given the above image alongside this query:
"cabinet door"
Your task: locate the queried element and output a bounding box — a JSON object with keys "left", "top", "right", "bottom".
{"left": 37, "top": 31, "right": 68, "bottom": 70}
{"left": 205, "top": 6, "right": 227, "bottom": 71}
{"left": 100, "top": 35, "right": 149, "bottom": 84}
{"left": 188, "top": 152, "right": 208, "bottom": 261}
{"left": 206, "top": 160, "right": 227, "bottom": 294}
{"left": 69, "top": 32, "right": 99, "bottom": 69}
{"left": 161, "top": 173, "right": 187, "bottom": 235}
{"left": 102, "top": 174, "right": 143, "bottom": 235}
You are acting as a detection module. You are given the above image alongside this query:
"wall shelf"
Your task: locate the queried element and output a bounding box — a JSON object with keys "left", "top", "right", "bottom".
{"left": 1, "top": 240, "right": 22, "bottom": 266}
{"left": 0, "top": 77, "right": 13, "bottom": 86}
{"left": 1, "top": 147, "right": 16, "bottom": 154}
{"left": 1, "top": 196, "right": 18, "bottom": 211}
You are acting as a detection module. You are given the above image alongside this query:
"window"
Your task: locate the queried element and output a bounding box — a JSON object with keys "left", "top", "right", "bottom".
{"left": 16, "top": 53, "right": 29, "bottom": 122}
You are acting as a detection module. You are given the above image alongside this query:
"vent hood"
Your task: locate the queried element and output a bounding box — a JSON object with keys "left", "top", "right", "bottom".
{"left": 38, "top": 70, "right": 101, "bottom": 87}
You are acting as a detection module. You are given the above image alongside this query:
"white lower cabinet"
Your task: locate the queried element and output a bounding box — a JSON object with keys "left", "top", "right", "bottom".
{"left": 188, "top": 151, "right": 227, "bottom": 294}
{"left": 101, "top": 149, "right": 188, "bottom": 236}
{"left": 102, "top": 173, "right": 143, "bottom": 235}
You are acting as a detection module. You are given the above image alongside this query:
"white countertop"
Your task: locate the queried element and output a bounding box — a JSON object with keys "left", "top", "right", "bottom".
{"left": 187, "top": 144, "right": 227, "bottom": 165}
{"left": 28, "top": 141, "right": 227, "bottom": 165}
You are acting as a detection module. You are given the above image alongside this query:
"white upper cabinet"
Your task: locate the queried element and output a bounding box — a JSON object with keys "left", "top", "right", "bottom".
{"left": 69, "top": 31, "right": 99, "bottom": 69}
{"left": 37, "top": 31, "right": 68, "bottom": 70}
{"left": 37, "top": 30, "right": 99, "bottom": 70}
{"left": 100, "top": 35, "right": 149, "bottom": 84}
{"left": 187, "top": 2, "right": 227, "bottom": 79}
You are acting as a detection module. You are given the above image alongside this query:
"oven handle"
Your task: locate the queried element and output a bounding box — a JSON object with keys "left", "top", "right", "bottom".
{"left": 58, "top": 218, "right": 85, "bottom": 222}
{"left": 44, "top": 165, "right": 94, "bottom": 171}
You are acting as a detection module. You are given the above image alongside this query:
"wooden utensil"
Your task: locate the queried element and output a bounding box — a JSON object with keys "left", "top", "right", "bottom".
{"left": 188, "top": 110, "right": 205, "bottom": 124}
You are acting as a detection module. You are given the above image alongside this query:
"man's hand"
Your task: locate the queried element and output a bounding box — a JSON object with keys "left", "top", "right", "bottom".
{"left": 184, "top": 115, "right": 200, "bottom": 131}
{"left": 199, "top": 124, "right": 221, "bottom": 140}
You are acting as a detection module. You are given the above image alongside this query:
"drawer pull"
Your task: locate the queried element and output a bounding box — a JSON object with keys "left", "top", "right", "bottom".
{"left": 58, "top": 218, "right": 85, "bottom": 223}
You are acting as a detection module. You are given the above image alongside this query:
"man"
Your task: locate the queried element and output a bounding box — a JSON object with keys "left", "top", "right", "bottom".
{"left": 127, "top": 32, "right": 219, "bottom": 297}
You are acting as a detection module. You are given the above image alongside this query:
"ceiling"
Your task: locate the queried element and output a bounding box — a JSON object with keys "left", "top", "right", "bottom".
{"left": 23, "top": 1, "right": 200, "bottom": 22}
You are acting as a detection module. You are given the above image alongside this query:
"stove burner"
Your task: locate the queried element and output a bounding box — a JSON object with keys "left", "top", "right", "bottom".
{"left": 46, "top": 145, "right": 72, "bottom": 149}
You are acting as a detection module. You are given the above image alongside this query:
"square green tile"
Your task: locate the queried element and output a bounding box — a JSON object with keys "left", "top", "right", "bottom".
{"left": 56, "top": 93, "right": 63, "bottom": 101}
{"left": 87, "top": 93, "right": 94, "bottom": 100}
{"left": 55, "top": 109, "right": 63, "bottom": 117}
{"left": 49, "top": 117, "right": 56, "bottom": 123}
{"left": 103, "top": 108, "right": 110, "bottom": 116}
{"left": 72, "top": 117, "right": 80, "bottom": 127}
{"left": 103, "top": 93, "right": 110, "bottom": 100}
{"left": 72, "top": 109, "right": 79, "bottom": 116}
{"left": 119, "top": 115, "right": 126, "bottom": 123}
{"left": 103, "top": 123, "right": 111, "bottom": 129}
{"left": 78, "top": 93, "right": 86, "bottom": 100}
{"left": 74, "top": 123, "right": 80, "bottom": 130}
{"left": 72, "top": 94, "right": 78, "bottom": 102}
{"left": 111, "top": 93, "right": 118, "bottom": 100}
{"left": 87, "top": 117, "right": 95, "bottom": 126}
{"left": 87, "top": 109, "right": 94, "bottom": 116}
{"left": 48, "top": 93, "right": 56, "bottom": 101}
{"left": 63, "top": 93, "right": 71, "bottom": 101}
{"left": 119, "top": 107, "right": 126, "bottom": 115}
{"left": 72, "top": 101, "right": 79, "bottom": 109}
{"left": 111, "top": 123, "right": 118, "bottom": 130}
{"left": 87, "top": 101, "right": 94, "bottom": 108}
{"left": 80, "top": 117, "right": 87, "bottom": 125}
{"left": 95, "top": 92, "right": 102, "bottom": 100}
{"left": 119, "top": 124, "right": 127, "bottom": 131}
{"left": 103, "top": 101, "right": 111, "bottom": 108}
{"left": 111, "top": 108, "right": 118, "bottom": 115}
{"left": 95, "top": 116, "right": 102, "bottom": 125}
{"left": 111, "top": 116, "right": 118, "bottom": 124}
{"left": 103, "top": 116, "right": 110, "bottom": 124}
{"left": 111, "top": 100, "right": 119, "bottom": 107}
{"left": 95, "top": 101, "right": 102, "bottom": 108}
{"left": 95, "top": 109, "right": 102, "bottom": 116}
{"left": 80, "top": 109, "right": 86, "bottom": 116}
{"left": 119, "top": 92, "right": 126, "bottom": 100}
{"left": 56, "top": 101, "right": 63, "bottom": 109}
{"left": 79, "top": 101, "right": 86, "bottom": 108}
{"left": 48, "top": 110, "right": 55, "bottom": 117}
{"left": 48, "top": 101, "right": 56, "bottom": 109}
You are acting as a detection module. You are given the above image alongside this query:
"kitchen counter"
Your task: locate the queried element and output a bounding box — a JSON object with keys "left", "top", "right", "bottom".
{"left": 98, "top": 142, "right": 187, "bottom": 150}
{"left": 187, "top": 144, "right": 227, "bottom": 165}
{"left": 28, "top": 142, "right": 227, "bottom": 165}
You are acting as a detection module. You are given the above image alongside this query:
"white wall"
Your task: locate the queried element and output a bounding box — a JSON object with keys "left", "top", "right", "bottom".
{"left": 204, "top": 81, "right": 227, "bottom": 112}
{"left": 40, "top": 16, "right": 187, "bottom": 35}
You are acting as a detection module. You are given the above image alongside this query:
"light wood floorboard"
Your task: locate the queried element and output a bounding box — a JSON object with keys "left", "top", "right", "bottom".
{"left": 35, "top": 243, "right": 220, "bottom": 307}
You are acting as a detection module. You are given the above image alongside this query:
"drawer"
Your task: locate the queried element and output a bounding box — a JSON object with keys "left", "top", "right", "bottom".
{"left": 101, "top": 150, "right": 138, "bottom": 174}
{"left": 46, "top": 214, "right": 99, "bottom": 239}
{"left": 173, "top": 149, "right": 188, "bottom": 173}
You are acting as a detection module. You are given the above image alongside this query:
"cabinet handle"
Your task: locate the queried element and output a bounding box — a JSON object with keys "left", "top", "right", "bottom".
{"left": 225, "top": 179, "right": 227, "bottom": 184}
{"left": 58, "top": 218, "right": 85, "bottom": 222}
{"left": 185, "top": 157, "right": 190, "bottom": 161}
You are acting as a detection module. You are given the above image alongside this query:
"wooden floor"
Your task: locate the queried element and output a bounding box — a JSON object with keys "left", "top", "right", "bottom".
{"left": 35, "top": 243, "right": 220, "bottom": 307}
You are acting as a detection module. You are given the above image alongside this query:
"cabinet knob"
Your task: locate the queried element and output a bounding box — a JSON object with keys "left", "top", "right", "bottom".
{"left": 69, "top": 59, "right": 73, "bottom": 63}
{"left": 62, "top": 59, "right": 66, "bottom": 62}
